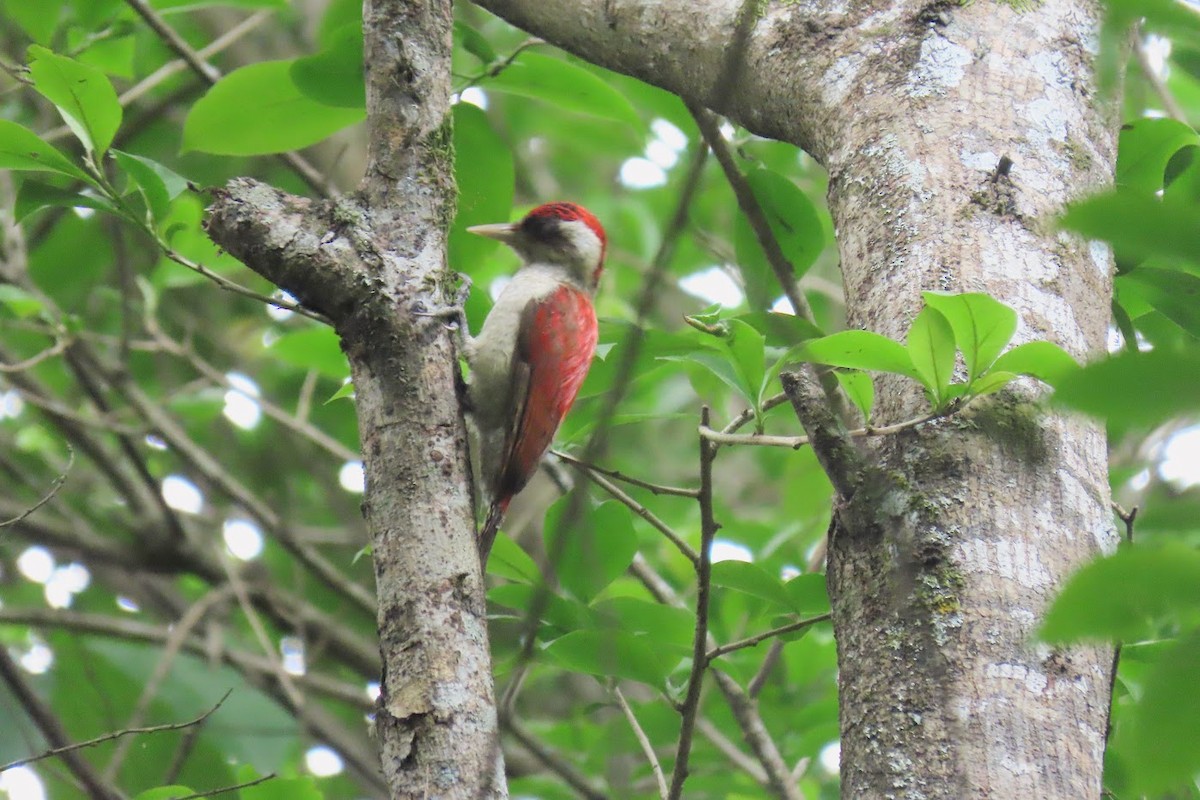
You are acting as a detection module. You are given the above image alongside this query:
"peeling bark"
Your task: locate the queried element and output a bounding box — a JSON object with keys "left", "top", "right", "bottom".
{"left": 206, "top": 0, "right": 504, "bottom": 797}
{"left": 481, "top": 0, "right": 1119, "bottom": 797}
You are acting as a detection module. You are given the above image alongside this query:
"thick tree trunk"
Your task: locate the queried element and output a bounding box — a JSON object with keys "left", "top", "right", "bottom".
{"left": 821, "top": 5, "right": 1116, "bottom": 796}
{"left": 478, "top": 0, "right": 1118, "bottom": 796}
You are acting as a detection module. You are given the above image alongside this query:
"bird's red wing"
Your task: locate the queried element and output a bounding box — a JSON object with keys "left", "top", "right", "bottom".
{"left": 496, "top": 284, "right": 598, "bottom": 501}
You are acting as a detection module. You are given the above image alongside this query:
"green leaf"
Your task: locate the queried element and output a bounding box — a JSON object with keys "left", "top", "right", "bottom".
{"left": 988, "top": 341, "right": 1078, "bottom": 386}
{"left": 0, "top": 285, "right": 46, "bottom": 318}
{"left": 324, "top": 380, "right": 355, "bottom": 403}
{"left": 483, "top": 51, "right": 641, "bottom": 130}
{"left": 1117, "top": 267, "right": 1200, "bottom": 338}
{"left": 733, "top": 168, "right": 825, "bottom": 309}
{"left": 545, "top": 500, "right": 638, "bottom": 602}
{"left": 795, "top": 330, "right": 922, "bottom": 381}
{"left": 784, "top": 573, "right": 831, "bottom": 615}
{"left": 906, "top": 306, "right": 957, "bottom": 401}
{"left": 1053, "top": 348, "right": 1200, "bottom": 427}
{"left": 454, "top": 21, "right": 497, "bottom": 64}
{"left": 237, "top": 765, "right": 323, "bottom": 800}
{"left": 710, "top": 560, "right": 792, "bottom": 609}
{"left": 545, "top": 629, "right": 673, "bottom": 686}
{"left": 735, "top": 311, "right": 823, "bottom": 347}
{"left": 1117, "top": 117, "right": 1200, "bottom": 194}
{"left": 1122, "top": 628, "right": 1200, "bottom": 795}
{"left": 486, "top": 532, "right": 542, "bottom": 584}
{"left": 661, "top": 351, "right": 751, "bottom": 405}
{"left": 289, "top": 24, "right": 365, "bottom": 109}
{"left": 15, "top": 180, "right": 123, "bottom": 222}
{"left": 183, "top": 60, "right": 365, "bottom": 155}
{"left": 591, "top": 597, "right": 695, "bottom": 651}
{"left": 451, "top": 103, "right": 514, "bottom": 275}
{"left": 27, "top": 45, "right": 122, "bottom": 156}
{"left": 1041, "top": 544, "right": 1200, "bottom": 643}
{"left": 489, "top": 584, "right": 591, "bottom": 632}
{"left": 966, "top": 370, "right": 1017, "bottom": 398}
{"left": 1060, "top": 191, "right": 1200, "bottom": 273}
{"left": 922, "top": 292, "right": 1018, "bottom": 382}
{"left": 725, "top": 319, "right": 767, "bottom": 407}
{"left": 112, "top": 150, "right": 187, "bottom": 222}
{"left": 267, "top": 327, "right": 349, "bottom": 380}
{"left": 835, "top": 370, "right": 874, "bottom": 420}
{"left": 0, "top": 119, "right": 92, "bottom": 181}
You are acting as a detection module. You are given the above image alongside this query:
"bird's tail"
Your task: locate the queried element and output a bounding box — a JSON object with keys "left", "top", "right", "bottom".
{"left": 478, "top": 497, "right": 509, "bottom": 563}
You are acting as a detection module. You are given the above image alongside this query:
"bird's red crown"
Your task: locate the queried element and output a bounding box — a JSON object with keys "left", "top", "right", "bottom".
{"left": 526, "top": 202, "right": 607, "bottom": 258}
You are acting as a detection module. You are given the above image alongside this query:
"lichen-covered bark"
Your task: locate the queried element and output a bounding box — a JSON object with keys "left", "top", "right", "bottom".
{"left": 207, "top": 0, "right": 503, "bottom": 797}
{"left": 484, "top": 0, "right": 1118, "bottom": 797}
{"left": 821, "top": 4, "right": 1117, "bottom": 796}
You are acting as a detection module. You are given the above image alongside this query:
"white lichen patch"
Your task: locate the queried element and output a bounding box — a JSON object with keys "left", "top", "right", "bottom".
{"left": 961, "top": 149, "right": 1001, "bottom": 173}
{"left": 1089, "top": 240, "right": 1112, "bottom": 276}
{"left": 958, "top": 538, "right": 1053, "bottom": 588}
{"left": 986, "top": 662, "right": 1050, "bottom": 695}
{"left": 1022, "top": 97, "right": 1069, "bottom": 145}
{"left": 822, "top": 53, "right": 865, "bottom": 107}
{"left": 908, "top": 35, "right": 972, "bottom": 98}
{"left": 1030, "top": 50, "right": 1071, "bottom": 89}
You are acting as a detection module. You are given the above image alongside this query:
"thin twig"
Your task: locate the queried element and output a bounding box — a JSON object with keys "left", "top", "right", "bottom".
{"left": 695, "top": 718, "right": 769, "bottom": 785}
{"left": 0, "top": 690, "right": 232, "bottom": 774}
{"left": 219, "top": 552, "right": 305, "bottom": 710}
{"left": 148, "top": 323, "right": 357, "bottom": 461}
{"left": 626, "top": 558, "right": 803, "bottom": 799}
{"left": 171, "top": 772, "right": 276, "bottom": 800}
{"left": 0, "top": 446, "right": 73, "bottom": 528}
{"left": 560, "top": 457, "right": 699, "bottom": 564}
{"left": 0, "top": 648, "right": 122, "bottom": 799}
{"left": 700, "top": 403, "right": 961, "bottom": 450}
{"left": 0, "top": 608, "right": 373, "bottom": 711}
{"left": 552, "top": 449, "right": 699, "bottom": 498}
{"left": 121, "top": 11, "right": 272, "bottom": 107}
{"left": 103, "top": 587, "right": 236, "bottom": 780}
{"left": 0, "top": 336, "right": 71, "bottom": 372}
{"left": 688, "top": 103, "right": 855, "bottom": 427}
{"left": 158, "top": 247, "right": 331, "bottom": 325}
{"left": 706, "top": 613, "right": 831, "bottom": 661}
{"left": 612, "top": 685, "right": 668, "bottom": 800}
{"left": 503, "top": 717, "right": 608, "bottom": 800}
{"left": 1132, "top": 25, "right": 1187, "bottom": 123}
{"left": 667, "top": 407, "right": 720, "bottom": 800}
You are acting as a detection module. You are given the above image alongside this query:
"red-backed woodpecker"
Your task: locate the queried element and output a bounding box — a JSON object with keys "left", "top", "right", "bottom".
{"left": 466, "top": 202, "right": 605, "bottom": 559}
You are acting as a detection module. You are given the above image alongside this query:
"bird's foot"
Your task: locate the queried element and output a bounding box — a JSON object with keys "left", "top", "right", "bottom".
{"left": 414, "top": 274, "right": 473, "bottom": 349}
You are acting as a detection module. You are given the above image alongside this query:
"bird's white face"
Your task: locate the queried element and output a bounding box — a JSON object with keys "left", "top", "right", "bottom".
{"left": 554, "top": 218, "right": 605, "bottom": 284}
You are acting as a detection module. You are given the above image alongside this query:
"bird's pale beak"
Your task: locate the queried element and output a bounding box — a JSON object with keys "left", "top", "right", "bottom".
{"left": 466, "top": 222, "right": 519, "bottom": 243}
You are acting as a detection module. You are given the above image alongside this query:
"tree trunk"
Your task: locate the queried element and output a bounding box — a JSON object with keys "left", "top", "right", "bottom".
{"left": 207, "top": 0, "right": 506, "bottom": 796}
{"left": 477, "top": 0, "right": 1117, "bottom": 796}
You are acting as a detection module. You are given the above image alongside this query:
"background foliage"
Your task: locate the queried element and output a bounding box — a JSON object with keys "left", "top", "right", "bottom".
{"left": 0, "top": 0, "right": 1199, "bottom": 798}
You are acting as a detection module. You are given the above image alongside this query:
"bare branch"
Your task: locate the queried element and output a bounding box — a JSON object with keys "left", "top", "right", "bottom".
{"left": 612, "top": 685, "right": 668, "bottom": 800}
{"left": 558, "top": 455, "right": 699, "bottom": 564}
{"left": 667, "top": 407, "right": 720, "bottom": 800}
{"left": 503, "top": 717, "right": 608, "bottom": 800}
{"left": 0, "top": 648, "right": 122, "bottom": 800}
{"left": 707, "top": 614, "right": 832, "bottom": 661}
{"left": 552, "top": 449, "right": 699, "bottom": 498}
{"left": 0, "top": 446, "right": 73, "bottom": 528}
{"left": 0, "top": 689, "right": 232, "bottom": 774}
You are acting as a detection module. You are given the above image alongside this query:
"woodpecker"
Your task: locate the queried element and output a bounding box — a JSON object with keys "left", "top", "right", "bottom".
{"left": 465, "top": 202, "right": 605, "bottom": 559}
